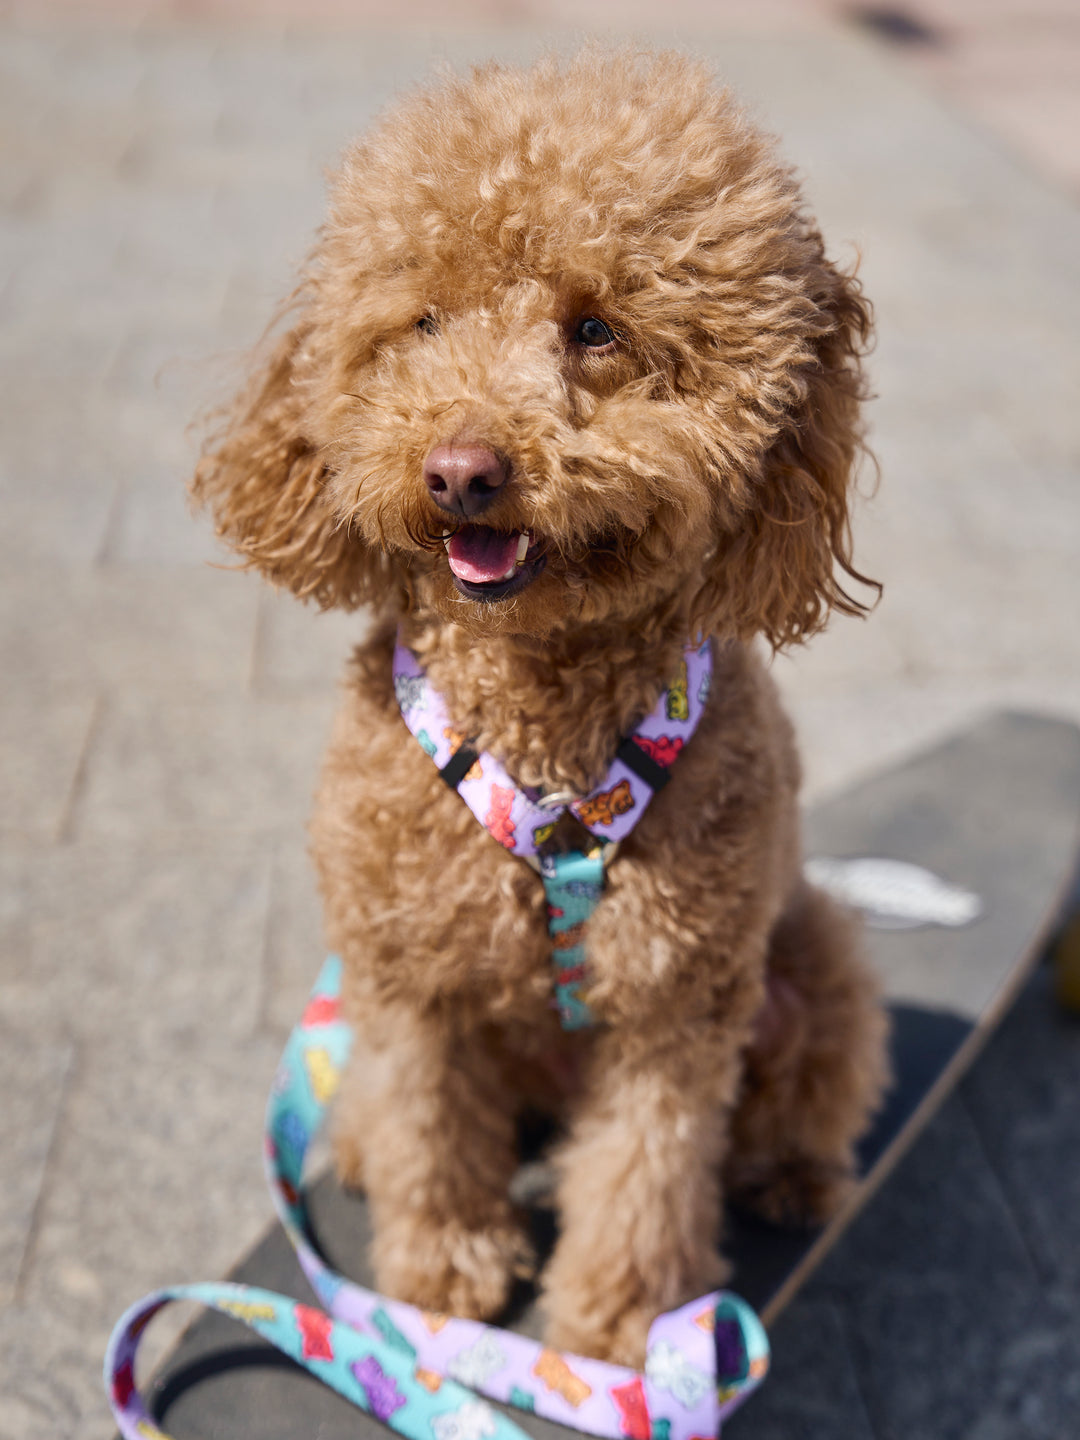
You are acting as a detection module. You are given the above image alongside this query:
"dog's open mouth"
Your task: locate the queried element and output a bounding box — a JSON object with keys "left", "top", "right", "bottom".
{"left": 444, "top": 525, "right": 548, "bottom": 602}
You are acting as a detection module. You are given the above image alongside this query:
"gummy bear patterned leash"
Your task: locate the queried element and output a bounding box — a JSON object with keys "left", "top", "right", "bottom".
{"left": 105, "top": 954, "right": 768, "bottom": 1439}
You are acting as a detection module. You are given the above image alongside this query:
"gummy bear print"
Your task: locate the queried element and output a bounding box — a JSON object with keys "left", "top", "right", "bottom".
{"left": 634, "top": 734, "right": 683, "bottom": 768}
{"left": 394, "top": 673, "right": 425, "bottom": 713}
{"left": 304, "top": 1046, "right": 338, "bottom": 1106}
{"left": 295, "top": 1303, "right": 334, "bottom": 1361}
{"left": 112, "top": 1360, "right": 136, "bottom": 1408}
{"left": 666, "top": 661, "right": 689, "bottom": 722}
{"left": 564, "top": 879, "right": 602, "bottom": 901}
{"left": 645, "top": 1341, "right": 710, "bottom": 1408}
{"left": 301, "top": 993, "right": 339, "bottom": 1028}
{"left": 576, "top": 779, "right": 633, "bottom": 828}
{"left": 431, "top": 1399, "right": 499, "bottom": 1440}
{"left": 510, "top": 1386, "right": 535, "bottom": 1412}
{"left": 448, "top": 1333, "right": 507, "bottom": 1387}
{"left": 272, "top": 1109, "right": 308, "bottom": 1181}
{"left": 610, "top": 1376, "right": 650, "bottom": 1440}
{"left": 532, "top": 1350, "right": 592, "bottom": 1407}
{"left": 352, "top": 1354, "right": 407, "bottom": 1422}
{"left": 372, "top": 1306, "right": 416, "bottom": 1359}
{"left": 218, "top": 1298, "right": 278, "bottom": 1324}
{"left": 551, "top": 921, "right": 587, "bottom": 951}
{"left": 485, "top": 784, "right": 516, "bottom": 848}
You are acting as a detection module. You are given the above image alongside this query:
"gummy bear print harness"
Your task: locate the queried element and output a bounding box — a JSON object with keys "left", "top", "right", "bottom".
{"left": 394, "top": 638, "right": 714, "bottom": 1028}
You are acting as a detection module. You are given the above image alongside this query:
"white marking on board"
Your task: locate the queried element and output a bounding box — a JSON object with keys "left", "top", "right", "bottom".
{"left": 804, "top": 856, "right": 984, "bottom": 930}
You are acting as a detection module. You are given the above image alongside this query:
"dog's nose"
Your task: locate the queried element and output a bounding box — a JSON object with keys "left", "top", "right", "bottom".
{"left": 423, "top": 444, "right": 509, "bottom": 518}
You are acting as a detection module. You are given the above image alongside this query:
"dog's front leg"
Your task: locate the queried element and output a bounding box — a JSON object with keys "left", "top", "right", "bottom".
{"left": 541, "top": 1006, "right": 754, "bottom": 1367}
{"left": 333, "top": 1005, "right": 532, "bottom": 1319}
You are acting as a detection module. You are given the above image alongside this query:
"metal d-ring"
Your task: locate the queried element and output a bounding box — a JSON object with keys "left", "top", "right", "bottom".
{"left": 536, "top": 789, "right": 580, "bottom": 811}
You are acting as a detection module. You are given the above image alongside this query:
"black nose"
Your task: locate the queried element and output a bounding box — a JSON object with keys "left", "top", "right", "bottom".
{"left": 423, "top": 444, "right": 509, "bottom": 518}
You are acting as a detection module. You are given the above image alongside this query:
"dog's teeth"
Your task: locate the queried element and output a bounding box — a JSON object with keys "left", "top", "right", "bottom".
{"left": 515, "top": 532, "right": 530, "bottom": 565}
{"left": 442, "top": 534, "right": 453, "bottom": 552}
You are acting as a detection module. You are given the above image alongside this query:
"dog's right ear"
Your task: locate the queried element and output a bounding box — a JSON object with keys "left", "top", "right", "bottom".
{"left": 190, "top": 316, "right": 406, "bottom": 612}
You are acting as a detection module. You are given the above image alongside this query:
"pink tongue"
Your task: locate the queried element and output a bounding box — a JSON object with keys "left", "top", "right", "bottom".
{"left": 447, "top": 526, "right": 521, "bottom": 584}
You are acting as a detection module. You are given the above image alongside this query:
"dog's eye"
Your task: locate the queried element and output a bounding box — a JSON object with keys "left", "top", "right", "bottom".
{"left": 416, "top": 315, "right": 439, "bottom": 336}
{"left": 574, "top": 317, "right": 617, "bottom": 350}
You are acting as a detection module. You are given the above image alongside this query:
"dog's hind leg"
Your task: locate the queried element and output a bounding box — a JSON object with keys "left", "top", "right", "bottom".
{"left": 723, "top": 879, "right": 890, "bottom": 1226}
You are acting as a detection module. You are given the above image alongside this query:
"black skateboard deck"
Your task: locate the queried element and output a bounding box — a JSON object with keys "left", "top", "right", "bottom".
{"left": 135, "top": 711, "right": 1080, "bottom": 1439}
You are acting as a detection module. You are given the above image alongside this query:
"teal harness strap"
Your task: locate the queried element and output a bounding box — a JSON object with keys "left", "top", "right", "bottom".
{"left": 540, "top": 851, "right": 606, "bottom": 1030}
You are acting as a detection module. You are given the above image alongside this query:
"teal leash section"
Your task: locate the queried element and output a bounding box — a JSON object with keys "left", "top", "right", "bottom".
{"left": 540, "top": 851, "right": 606, "bottom": 1030}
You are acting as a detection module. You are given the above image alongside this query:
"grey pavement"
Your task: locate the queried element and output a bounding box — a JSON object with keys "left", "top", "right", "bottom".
{"left": 1, "top": 8, "right": 1078, "bottom": 1439}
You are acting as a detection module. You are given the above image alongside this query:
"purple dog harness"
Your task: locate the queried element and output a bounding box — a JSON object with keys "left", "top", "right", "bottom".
{"left": 394, "top": 637, "right": 714, "bottom": 1027}
{"left": 104, "top": 638, "right": 770, "bottom": 1439}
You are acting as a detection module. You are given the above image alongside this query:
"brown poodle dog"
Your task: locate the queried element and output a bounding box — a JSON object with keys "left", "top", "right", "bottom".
{"left": 192, "top": 49, "right": 889, "bottom": 1366}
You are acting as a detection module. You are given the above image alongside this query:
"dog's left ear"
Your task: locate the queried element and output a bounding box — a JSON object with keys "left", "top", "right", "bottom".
{"left": 190, "top": 310, "right": 409, "bottom": 614}
{"left": 692, "top": 247, "right": 878, "bottom": 649}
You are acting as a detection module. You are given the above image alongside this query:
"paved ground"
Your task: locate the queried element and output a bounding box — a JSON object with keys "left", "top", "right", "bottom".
{"left": 1, "top": 5, "right": 1078, "bottom": 1438}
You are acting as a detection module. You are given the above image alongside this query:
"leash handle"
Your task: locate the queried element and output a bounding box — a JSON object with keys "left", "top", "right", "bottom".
{"left": 104, "top": 956, "right": 768, "bottom": 1438}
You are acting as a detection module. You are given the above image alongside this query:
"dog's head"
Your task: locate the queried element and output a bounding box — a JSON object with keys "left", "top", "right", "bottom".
{"left": 193, "top": 49, "right": 874, "bottom": 646}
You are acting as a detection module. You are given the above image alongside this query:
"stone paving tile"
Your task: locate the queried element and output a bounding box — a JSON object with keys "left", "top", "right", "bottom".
{"left": 70, "top": 694, "right": 334, "bottom": 837}
{"left": 958, "top": 82, "right": 1080, "bottom": 193}
{"left": 0, "top": 565, "right": 260, "bottom": 700}
{"left": 0, "top": 697, "right": 96, "bottom": 841}
{"left": 261, "top": 833, "right": 330, "bottom": 1036}
{"left": 0, "top": 378, "right": 208, "bottom": 570}
{"left": 0, "top": 1302, "right": 123, "bottom": 1440}
{"left": 101, "top": 473, "right": 231, "bottom": 566}
{"left": 908, "top": 0, "right": 1080, "bottom": 195}
{"left": 0, "top": 837, "right": 281, "bottom": 1431}
{"left": 0, "top": 838, "right": 271, "bottom": 1041}
{"left": 251, "top": 587, "right": 371, "bottom": 696}
{"left": 21, "top": 1028, "right": 282, "bottom": 1321}
{"left": 5, "top": 0, "right": 831, "bottom": 23}
{"left": 0, "top": 409, "right": 118, "bottom": 568}
{"left": 13, "top": 1030, "right": 284, "bottom": 1437}
{"left": 0, "top": 1023, "right": 74, "bottom": 1308}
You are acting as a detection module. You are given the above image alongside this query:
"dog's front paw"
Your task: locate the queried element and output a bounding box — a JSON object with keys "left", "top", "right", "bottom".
{"left": 545, "top": 1301, "right": 654, "bottom": 1369}
{"left": 543, "top": 1246, "right": 729, "bottom": 1367}
{"left": 373, "top": 1213, "right": 534, "bottom": 1320}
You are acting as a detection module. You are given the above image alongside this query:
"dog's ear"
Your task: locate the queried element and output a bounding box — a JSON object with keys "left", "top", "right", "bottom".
{"left": 691, "top": 251, "right": 878, "bottom": 649}
{"left": 190, "top": 313, "right": 407, "bottom": 612}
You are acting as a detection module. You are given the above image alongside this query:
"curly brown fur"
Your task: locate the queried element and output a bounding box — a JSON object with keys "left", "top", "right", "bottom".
{"left": 193, "top": 47, "right": 888, "bottom": 1364}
